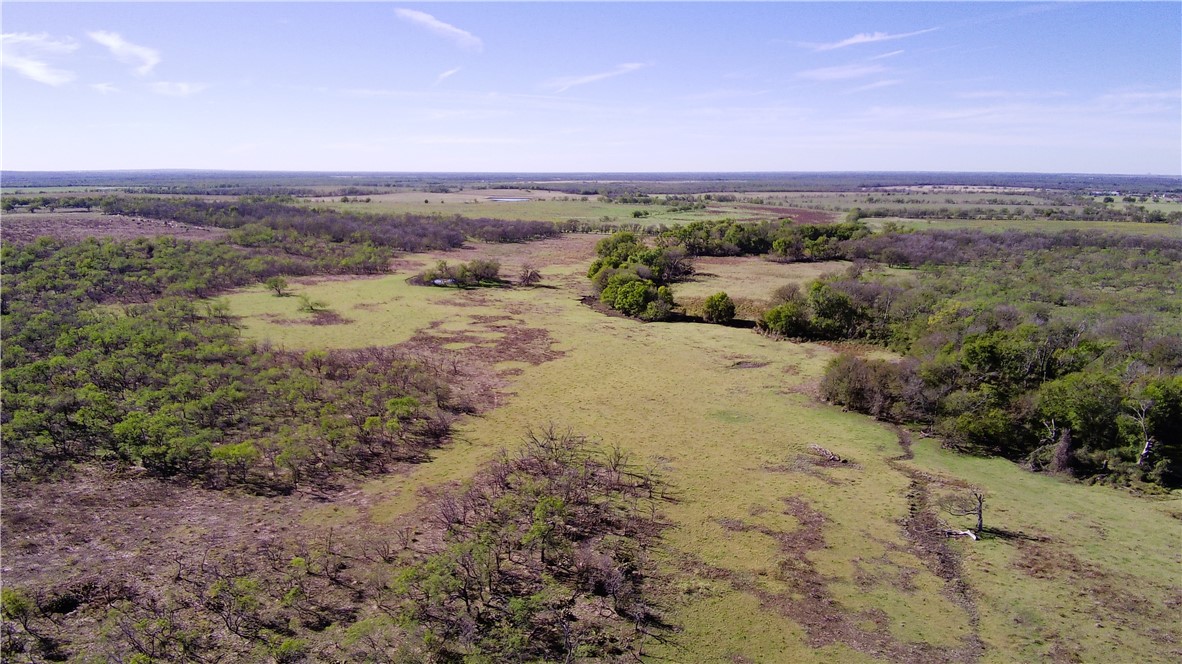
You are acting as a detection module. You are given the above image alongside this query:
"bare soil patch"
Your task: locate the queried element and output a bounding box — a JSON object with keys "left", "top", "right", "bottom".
{"left": 1, "top": 212, "right": 228, "bottom": 244}
{"left": 732, "top": 205, "right": 837, "bottom": 225}
{"left": 682, "top": 494, "right": 981, "bottom": 664}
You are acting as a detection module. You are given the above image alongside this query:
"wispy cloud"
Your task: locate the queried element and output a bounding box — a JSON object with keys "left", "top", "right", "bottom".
{"left": 394, "top": 9, "right": 483, "bottom": 52}
{"left": 845, "top": 79, "right": 903, "bottom": 94}
{"left": 546, "top": 63, "right": 649, "bottom": 93}
{"left": 810, "top": 28, "right": 937, "bottom": 51}
{"left": 797, "top": 63, "right": 885, "bottom": 81}
{"left": 150, "top": 81, "right": 207, "bottom": 97}
{"left": 434, "top": 67, "right": 461, "bottom": 86}
{"left": 870, "top": 50, "right": 905, "bottom": 61}
{"left": 1, "top": 32, "right": 79, "bottom": 86}
{"left": 956, "top": 90, "right": 1069, "bottom": 100}
{"left": 88, "top": 31, "right": 160, "bottom": 76}
{"left": 90, "top": 82, "right": 119, "bottom": 94}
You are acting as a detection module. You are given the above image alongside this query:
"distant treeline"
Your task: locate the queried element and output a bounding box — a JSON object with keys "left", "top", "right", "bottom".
{"left": 87, "top": 197, "right": 560, "bottom": 248}
{"left": 848, "top": 204, "right": 1180, "bottom": 224}
{"left": 6, "top": 170, "right": 1179, "bottom": 195}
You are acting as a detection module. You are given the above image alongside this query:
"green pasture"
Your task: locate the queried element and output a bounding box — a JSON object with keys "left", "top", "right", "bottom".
{"left": 222, "top": 244, "right": 1180, "bottom": 662}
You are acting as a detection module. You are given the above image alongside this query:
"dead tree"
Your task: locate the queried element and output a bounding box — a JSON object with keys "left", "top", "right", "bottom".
{"left": 943, "top": 488, "right": 986, "bottom": 536}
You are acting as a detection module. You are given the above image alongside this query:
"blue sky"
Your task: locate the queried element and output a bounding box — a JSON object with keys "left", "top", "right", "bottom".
{"left": 2, "top": 2, "right": 1179, "bottom": 174}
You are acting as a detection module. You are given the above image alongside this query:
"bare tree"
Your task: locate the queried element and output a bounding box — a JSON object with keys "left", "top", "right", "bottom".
{"left": 518, "top": 263, "right": 542, "bottom": 287}
{"left": 943, "top": 488, "right": 987, "bottom": 535}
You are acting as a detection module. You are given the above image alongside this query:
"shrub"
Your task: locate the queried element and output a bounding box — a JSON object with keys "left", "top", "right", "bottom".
{"left": 702, "top": 292, "right": 736, "bottom": 324}
{"left": 760, "top": 301, "right": 812, "bottom": 338}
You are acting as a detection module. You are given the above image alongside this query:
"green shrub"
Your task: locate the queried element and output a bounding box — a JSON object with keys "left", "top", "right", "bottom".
{"left": 702, "top": 292, "right": 736, "bottom": 324}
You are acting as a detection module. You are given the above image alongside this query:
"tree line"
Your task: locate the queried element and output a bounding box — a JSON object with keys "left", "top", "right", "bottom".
{"left": 761, "top": 230, "right": 1182, "bottom": 488}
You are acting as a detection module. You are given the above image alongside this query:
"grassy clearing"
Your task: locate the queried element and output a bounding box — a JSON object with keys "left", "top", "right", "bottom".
{"left": 224, "top": 237, "right": 1181, "bottom": 662}
{"left": 224, "top": 274, "right": 520, "bottom": 349}
{"left": 908, "top": 438, "right": 1182, "bottom": 663}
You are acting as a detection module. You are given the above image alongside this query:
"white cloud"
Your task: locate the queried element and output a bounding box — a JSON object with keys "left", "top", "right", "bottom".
{"left": 870, "top": 49, "right": 905, "bottom": 60}
{"left": 434, "top": 67, "right": 461, "bottom": 86}
{"left": 811, "top": 28, "right": 937, "bottom": 51}
{"left": 1, "top": 32, "right": 79, "bottom": 86}
{"left": 90, "top": 82, "right": 119, "bottom": 94}
{"left": 797, "top": 64, "right": 885, "bottom": 81}
{"left": 546, "top": 63, "right": 649, "bottom": 93}
{"left": 150, "top": 81, "right": 207, "bottom": 97}
{"left": 845, "top": 79, "right": 903, "bottom": 94}
{"left": 956, "top": 90, "right": 1069, "bottom": 100}
{"left": 88, "top": 30, "right": 160, "bottom": 76}
{"left": 394, "top": 9, "right": 483, "bottom": 52}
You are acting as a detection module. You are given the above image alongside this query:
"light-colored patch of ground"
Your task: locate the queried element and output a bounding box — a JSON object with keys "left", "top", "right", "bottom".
{"left": 677, "top": 258, "right": 853, "bottom": 302}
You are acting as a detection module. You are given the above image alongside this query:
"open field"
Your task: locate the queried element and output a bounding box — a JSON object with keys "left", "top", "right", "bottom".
{"left": 212, "top": 234, "right": 1182, "bottom": 663}
{"left": 303, "top": 189, "right": 835, "bottom": 226}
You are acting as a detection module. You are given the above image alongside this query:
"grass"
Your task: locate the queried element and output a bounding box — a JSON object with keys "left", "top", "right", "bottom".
{"left": 224, "top": 274, "right": 515, "bottom": 349}
{"left": 223, "top": 237, "right": 1181, "bottom": 662}
{"left": 908, "top": 438, "right": 1182, "bottom": 663}
{"left": 676, "top": 258, "right": 853, "bottom": 302}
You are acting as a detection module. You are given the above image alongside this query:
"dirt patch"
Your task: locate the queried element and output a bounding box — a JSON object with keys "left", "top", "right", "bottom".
{"left": 308, "top": 310, "right": 352, "bottom": 325}
{"left": 260, "top": 310, "right": 353, "bottom": 326}
{"left": 0, "top": 212, "right": 229, "bottom": 244}
{"left": 732, "top": 205, "right": 837, "bottom": 225}
{"left": 1012, "top": 541, "right": 1176, "bottom": 635}
{"left": 728, "top": 360, "right": 770, "bottom": 369}
{"left": 393, "top": 315, "right": 564, "bottom": 414}
{"left": 683, "top": 494, "right": 981, "bottom": 664}
{"left": 0, "top": 466, "right": 305, "bottom": 588}
{"left": 764, "top": 445, "right": 860, "bottom": 486}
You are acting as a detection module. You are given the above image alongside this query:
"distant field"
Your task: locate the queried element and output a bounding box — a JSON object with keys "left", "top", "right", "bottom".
{"left": 221, "top": 235, "right": 1182, "bottom": 663}
{"left": 868, "top": 217, "right": 1182, "bottom": 236}
{"left": 303, "top": 188, "right": 832, "bottom": 226}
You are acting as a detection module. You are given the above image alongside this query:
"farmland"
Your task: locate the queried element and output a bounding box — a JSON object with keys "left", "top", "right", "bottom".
{"left": 2, "top": 172, "right": 1181, "bottom": 663}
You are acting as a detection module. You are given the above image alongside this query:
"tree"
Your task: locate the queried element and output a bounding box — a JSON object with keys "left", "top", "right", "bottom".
{"left": 702, "top": 291, "right": 736, "bottom": 324}
{"left": 942, "top": 488, "right": 987, "bottom": 535}
{"left": 517, "top": 263, "right": 542, "bottom": 287}
{"left": 264, "top": 276, "right": 289, "bottom": 296}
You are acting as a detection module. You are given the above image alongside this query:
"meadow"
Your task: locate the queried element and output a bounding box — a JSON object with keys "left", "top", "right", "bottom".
{"left": 219, "top": 235, "right": 1182, "bottom": 663}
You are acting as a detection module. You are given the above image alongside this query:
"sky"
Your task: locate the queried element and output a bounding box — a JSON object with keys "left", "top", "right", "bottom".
{"left": 2, "top": 1, "right": 1179, "bottom": 174}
